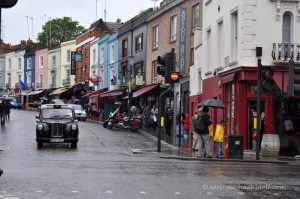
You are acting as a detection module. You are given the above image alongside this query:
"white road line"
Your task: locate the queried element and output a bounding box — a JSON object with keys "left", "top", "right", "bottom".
{"left": 106, "top": 191, "right": 113, "bottom": 194}
{"left": 238, "top": 192, "right": 245, "bottom": 195}
{"left": 174, "top": 192, "right": 181, "bottom": 195}
{"left": 140, "top": 191, "right": 146, "bottom": 194}
{"left": 207, "top": 192, "right": 213, "bottom": 195}
{"left": 35, "top": 191, "right": 42, "bottom": 193}
{"left": 71, "top": 191, "right": 78, "bottom": 193}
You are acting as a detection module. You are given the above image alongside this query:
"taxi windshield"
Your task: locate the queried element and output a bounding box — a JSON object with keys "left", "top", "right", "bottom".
{"left": 42, "top": 108, "right": 73, "bottom": 119}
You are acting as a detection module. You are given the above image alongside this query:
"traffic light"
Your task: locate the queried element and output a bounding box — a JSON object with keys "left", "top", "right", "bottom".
{"left": 157, "top": 54, "right": 167, "bottom": 76}
{"left": 287, "top": 60, "right": 300, "bottom": 97}
{"left": 260, "top": 66, "right": 274, "bottom": 93}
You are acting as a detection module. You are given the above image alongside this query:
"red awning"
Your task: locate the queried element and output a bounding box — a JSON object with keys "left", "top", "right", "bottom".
{"left": 123, "top": 85, "right": 159, "bottom": 99}
{"left": 81, "top": 88, "right": 107, "bottom": 98}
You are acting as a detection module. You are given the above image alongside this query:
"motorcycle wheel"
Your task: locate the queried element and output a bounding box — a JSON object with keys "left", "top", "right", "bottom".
{"left": 103, "top": 120, "right": 108, "bottom": 128}
{"left": 107, "top": 124, "right": 113, "bottom": 129}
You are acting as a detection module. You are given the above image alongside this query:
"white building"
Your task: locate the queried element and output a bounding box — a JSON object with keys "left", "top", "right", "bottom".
{"left": 191, "top": 0, "right": 300, "bottom": 150}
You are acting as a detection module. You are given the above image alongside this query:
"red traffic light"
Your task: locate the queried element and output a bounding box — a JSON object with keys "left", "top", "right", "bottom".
{"left": 262, "top": 66, "right": 274, "bottom": 79}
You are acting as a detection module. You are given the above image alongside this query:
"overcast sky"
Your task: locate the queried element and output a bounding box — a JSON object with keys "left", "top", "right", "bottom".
{"left": 2, "top": 0, "right": 162, "bottom": 45}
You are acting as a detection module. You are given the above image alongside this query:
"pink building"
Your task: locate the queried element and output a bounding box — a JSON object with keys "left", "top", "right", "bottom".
{"left": 35, "top": 48, "right": 48, "bottom": 90}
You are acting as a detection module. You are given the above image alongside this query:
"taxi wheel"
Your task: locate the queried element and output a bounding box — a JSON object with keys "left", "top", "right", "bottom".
{"left": 37, "top": 142, "right": 43, "bottom": 148}
{"left": 71, "top": 142, "right": 77, "bottom": 148}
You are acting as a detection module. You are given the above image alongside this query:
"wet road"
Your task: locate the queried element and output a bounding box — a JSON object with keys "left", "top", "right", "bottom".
{"left": 0, "top": 109, "right": 300, "bottom": 199}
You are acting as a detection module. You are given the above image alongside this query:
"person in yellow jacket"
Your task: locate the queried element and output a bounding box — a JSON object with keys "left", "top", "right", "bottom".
{"left": 214, "top": 119, "right": 226, "bottom": 158}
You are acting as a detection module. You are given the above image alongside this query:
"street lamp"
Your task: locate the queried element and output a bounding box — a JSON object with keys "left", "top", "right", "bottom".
{"left": 128, "top": 56, "right": 134, "bottom": 114}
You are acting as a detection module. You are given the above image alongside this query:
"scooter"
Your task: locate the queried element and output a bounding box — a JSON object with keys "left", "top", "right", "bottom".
{"left": 107, "top": 112, "right": 142, "bottom": 132}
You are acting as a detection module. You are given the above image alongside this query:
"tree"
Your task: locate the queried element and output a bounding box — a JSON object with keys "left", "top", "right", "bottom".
{"left": 37, "top": 17, "right": 87, "bottom": 45}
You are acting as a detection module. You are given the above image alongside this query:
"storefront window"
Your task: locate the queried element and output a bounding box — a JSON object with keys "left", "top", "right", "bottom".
{"left": 225, "top": 82, "right": 235, "bottom": 135}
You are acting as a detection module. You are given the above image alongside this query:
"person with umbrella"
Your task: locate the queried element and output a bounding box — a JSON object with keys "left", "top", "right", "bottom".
{"left": 196, "top": 106, "right": 212, "bottom": 158}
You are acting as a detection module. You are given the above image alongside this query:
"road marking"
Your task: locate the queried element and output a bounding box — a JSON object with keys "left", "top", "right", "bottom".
{"left": 35, "top": 191, "right": 42, "bottom": 193}
{"left": 174, "top": 192, "right": 181, "bottom": 195}
{"left": 106, "top": 191, "right": 113, "bottom": 194}
{"left": 273, "top": 193, "right": 279, "bottom": 196}
{"left": 140, "top": 191, "right": 146, "bottom": 194}
{"left": 71, "top": 191, "right": 78, "bottom": 193}
{"left": 207, "top": 192, "right": 213, "bottom": 195}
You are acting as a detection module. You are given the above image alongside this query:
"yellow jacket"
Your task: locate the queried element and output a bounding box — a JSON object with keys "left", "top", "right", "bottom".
{"left": 208, "top": 124, "right": 214, "bottom": 137}
{"left": 214, "top": 124, "right": 225, "bottom": 142}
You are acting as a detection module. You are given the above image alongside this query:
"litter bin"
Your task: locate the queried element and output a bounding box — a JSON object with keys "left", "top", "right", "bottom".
{"left": 228, "top": 135, "right": 244, "bottom": 159}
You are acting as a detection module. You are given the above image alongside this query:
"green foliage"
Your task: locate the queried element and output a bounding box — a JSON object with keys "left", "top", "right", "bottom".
{"left": 37, "top": 17, "right": 87, "bottom": 45}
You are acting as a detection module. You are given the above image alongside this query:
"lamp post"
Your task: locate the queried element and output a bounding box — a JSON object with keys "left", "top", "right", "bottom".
{"left": 128, "top": 56, "right": 134, "bottom": 114}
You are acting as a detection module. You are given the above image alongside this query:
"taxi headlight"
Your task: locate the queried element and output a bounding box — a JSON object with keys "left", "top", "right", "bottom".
{"left": 37, "top": 124, "right": 43, "bottom": 131}
{"left": 71, "top": 124, "right": 77, "bottom": 130}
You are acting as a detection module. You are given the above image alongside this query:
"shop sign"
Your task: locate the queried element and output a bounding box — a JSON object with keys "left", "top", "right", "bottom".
{"left": 135, "top": 75, "right": 143, "bottom": 86}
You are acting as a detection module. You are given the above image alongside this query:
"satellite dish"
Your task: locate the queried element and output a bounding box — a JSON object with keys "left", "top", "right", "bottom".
{"left": 1, "top": 0, "right": 18, "bottom": 8}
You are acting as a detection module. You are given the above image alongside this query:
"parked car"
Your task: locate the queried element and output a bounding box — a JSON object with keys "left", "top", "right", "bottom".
{"left": 35, "top": 104, "right": 79, "bottom": 148}
{"left": 72, "top": 104, "right": 87, "bottom": 121}
{"left": 9, "top": 98, "right": 22, "bottom": 109}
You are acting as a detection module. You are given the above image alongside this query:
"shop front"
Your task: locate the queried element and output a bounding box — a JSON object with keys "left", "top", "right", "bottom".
{"left": 203, "top": 66, "right": 298, "bottom": 155}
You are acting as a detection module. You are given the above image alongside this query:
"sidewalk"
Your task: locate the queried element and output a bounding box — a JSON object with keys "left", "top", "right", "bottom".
{"left": 88, "top": 119, "right": 300, "bottom": 164}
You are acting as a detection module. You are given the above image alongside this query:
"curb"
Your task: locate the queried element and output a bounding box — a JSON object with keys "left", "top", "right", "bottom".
{"left": 159, "top": 156, "right": 290, "bottom": 164}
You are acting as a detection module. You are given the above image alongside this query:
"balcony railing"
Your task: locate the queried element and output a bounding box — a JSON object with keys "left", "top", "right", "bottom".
{"left": 36, "top": 82, "right": 43, "bottom": 88}
{"left": 5, "top": 83, "right": 11, "bottom": 88}
{"left": 15, "top": 83, "right": 20, "bottom": 88}
{"left": 272, "top": 43, "right": 300, "bottom": 62}
{"left": 62, "top": 79, "right": 70, "bottom": 86}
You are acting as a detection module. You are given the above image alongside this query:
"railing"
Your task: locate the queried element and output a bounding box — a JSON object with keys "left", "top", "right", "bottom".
{"left": 272, "top": 43, "right": 300, "bottom": 62}
{"left": 62, "top": 79, "right": 70, "bottom": 86}
{"left": 36, "top": 82, "right": 43, "bottom": 88}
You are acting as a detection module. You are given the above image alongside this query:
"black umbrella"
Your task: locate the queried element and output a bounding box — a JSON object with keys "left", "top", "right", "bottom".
{"left": 198, "top": 99, "right": 225, "bottom": 109}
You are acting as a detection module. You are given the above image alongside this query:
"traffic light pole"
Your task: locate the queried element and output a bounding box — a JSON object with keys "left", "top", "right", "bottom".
{"left": 256, "top": 59, "right": 262, "bottom": 160}
{"left": 157, "top": 84, "right": 172, "bottom": 152}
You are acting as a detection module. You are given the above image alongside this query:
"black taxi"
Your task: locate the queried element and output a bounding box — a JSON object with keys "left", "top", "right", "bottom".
{"left": 36, "top": 104, "right": 79, "bottom": 148}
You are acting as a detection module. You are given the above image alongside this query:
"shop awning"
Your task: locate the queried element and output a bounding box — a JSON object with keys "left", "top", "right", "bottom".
{"left": 123, "top": 85, "right": 159, "bottom": 99}
{"left": 49, "top": 87, "right": 70, "bottom": 95}
{"left": 81, "top": 88, "right": 108, "bottom": 98}
{"left": 27, "top": 89, "right": 44, "bottom": 96}
{"left": 99, "top": 90, "right": 123, "bottom": 98}
{"left": 16, "top": 90, "right": 31, "bottom": 96}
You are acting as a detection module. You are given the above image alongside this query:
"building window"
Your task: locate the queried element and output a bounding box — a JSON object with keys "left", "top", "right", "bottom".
{"left": 9, "top": 59, "right": 12, "bottom": 69}
{"left": 100, "top": 47, "right": 104, "bottom": 64}
{"left": 170, "top": 15, "right": 177, "bottom": 42}
{"left": 122, "top": 39, "right": 128, "bottom": 58}
{"left": 198, "top": 71, "right": 202, "bottom": 93}
{"left": 225, "top": 82, "right": 235, "bottom": 136}
{"left": 66, "top": 49, "right": 71, "bottom": 63}
{"left": 52, "top": 56, "right": 56, "bottom": 67}
{"left": 153, "top": 26, "right": 158, "bottom": 49}
{"left": 18, "top": 58, "right": 21, "bottom": 69}
{"left": 192, "top": 3, "right": 200, "bottom": 28}
{"left": 135, "top": 34, "right": 143, "bottom": 52}
{"left": 282, "top": 12, "right": 292, "bottom": 43}
{"left": 206, "top": 29, "right": 211, "bottom": 71}
{"left": 231, "top": 11, "right": 238, "bottom": 62}
{"left": 85, "top": 45, "right": 89, "bottom": 58}
{"left": 40, "top": 74, "right": 43, "bottom": 84}
{"left": 27, "top": 58, "right": 32, "bottom": 69}
{"left": 0, "top": 59, "right": 3, "bottom": 71}
{"left": 39, "top": 56, "right": 44, "bottom": 67}
{"left": 134, "top": 62, "right": 143, "bottom": 76}
{"left": 218, "top": 20, "right": 224, "bottom": 66}
{"left": 66, "top": 69, "right": 71, "bottom": 79}
{"left": 152, "top": 61, "right": 157, "bottom": 83}
{"left": 110, "top": 45, "right": 115, "bottom": 64}
{"left": 191, "top": 48, "right": 194, "bottom": 65}
{"left": 92, "top": 49, "right": 96, "bottom": 65}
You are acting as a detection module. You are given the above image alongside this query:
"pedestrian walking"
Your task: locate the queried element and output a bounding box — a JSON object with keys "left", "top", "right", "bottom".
{"left": 5, "top": 101, "right": 11, "bottom": 120}
{"left": 214, "top": 119, "right": 226, "bottom": 158}
{"left": 176, "top": 112, "right": 185, "bottom": 137}
{"left": 183, "top": 113, "right": 190, "bottom": 137}
{"left": 191, "top": 109, "right": 200, "bottom": 151}
{"left": 195, "top": 106, "right": 212, "bottom": 158}
{"left": 142, "top": 104, "right": 151, "bottom": 128}
{"left": 165, "top": 108, "right": 173, "bottom": 137}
